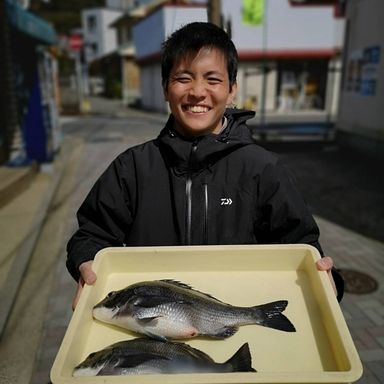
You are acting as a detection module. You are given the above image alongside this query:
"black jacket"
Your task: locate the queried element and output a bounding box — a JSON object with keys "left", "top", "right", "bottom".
{"left": 66, "top": 109, "right": 343, "bottom": 299}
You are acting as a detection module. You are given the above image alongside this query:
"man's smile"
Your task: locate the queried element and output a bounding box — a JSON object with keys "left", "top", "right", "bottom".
{"left": 183, "top": 105, "right": 211, "bottom": 113}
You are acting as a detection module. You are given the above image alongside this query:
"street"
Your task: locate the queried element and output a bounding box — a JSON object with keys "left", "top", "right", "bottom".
{"left": 0, "top": 102, "right": 383, "bottom": 383}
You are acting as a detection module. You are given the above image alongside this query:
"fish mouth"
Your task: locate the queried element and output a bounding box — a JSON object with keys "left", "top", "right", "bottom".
{"left": 73, "top": 366, "right": 102, "bottom": 377}
{"left": 182, "top": 104, "right": 211, "bottom": 113}
{"left": 93, "top": 306, "right": 119, "bottom": 320}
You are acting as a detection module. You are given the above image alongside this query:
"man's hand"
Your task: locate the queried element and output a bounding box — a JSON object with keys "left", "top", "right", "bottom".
{"left": 316, "top": 256, "right": 337, "bottom": 297}
{"left": 72, "top": 260, "right": 97, "bottom": 310}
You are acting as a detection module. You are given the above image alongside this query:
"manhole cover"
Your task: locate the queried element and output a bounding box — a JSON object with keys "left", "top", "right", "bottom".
{"left": 339, "top": 269, "right": 378, "bottom": 294}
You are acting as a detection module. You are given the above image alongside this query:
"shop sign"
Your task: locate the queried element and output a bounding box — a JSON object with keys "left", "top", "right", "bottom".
{"left": 346, "top": 45, "right": 381, "bottom": 96}
{"left": 69, "top": 34, "right": 83, "bottom": 51}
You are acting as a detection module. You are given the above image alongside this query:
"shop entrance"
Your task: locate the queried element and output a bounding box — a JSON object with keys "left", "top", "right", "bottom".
{"left": 276, "top": 59, "right": 328, "bottom": 112}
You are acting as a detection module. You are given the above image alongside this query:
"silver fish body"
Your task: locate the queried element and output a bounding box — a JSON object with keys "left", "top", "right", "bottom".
{"left": 93, "top": 280, "right": 295, "bottom": 339}
{"left": 73, "top": 338, "right": 256, "bottom": 376}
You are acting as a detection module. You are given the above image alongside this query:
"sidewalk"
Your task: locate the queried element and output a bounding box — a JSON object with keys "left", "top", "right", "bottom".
{"left": 0, "top": 134, "right": 83, "bottom": 384}
{"left": 0, "top": 138, "right": 72, "bottom": 338}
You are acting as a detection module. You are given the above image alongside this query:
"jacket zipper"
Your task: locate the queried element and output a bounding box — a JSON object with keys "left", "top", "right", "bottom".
{"left": 185, "top": 177, "right": 192, "bottom": 245}
{"left": 203, "top": 183, "right": 208, "bottom": 243}
{"left": 185, "top": 141, "right": 198, "bottom": 245}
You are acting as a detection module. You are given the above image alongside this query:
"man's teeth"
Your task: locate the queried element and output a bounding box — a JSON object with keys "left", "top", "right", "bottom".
{"left": 187, "top": 105, "right": 209, "bottom": 113}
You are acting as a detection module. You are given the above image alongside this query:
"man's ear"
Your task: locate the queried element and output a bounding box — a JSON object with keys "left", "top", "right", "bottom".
{"left": 162, "top": 81, "right": 169, "bottom": 101}
{"left": 227, "top": 81, "right": 238, "bottom": 105}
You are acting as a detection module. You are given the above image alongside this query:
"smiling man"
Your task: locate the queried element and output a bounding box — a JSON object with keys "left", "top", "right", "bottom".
{"left": 67, "top": 22, "right": 344, "bottom": 309}
{"left": 164, "top": 47, "right": 237, "bottom": 137}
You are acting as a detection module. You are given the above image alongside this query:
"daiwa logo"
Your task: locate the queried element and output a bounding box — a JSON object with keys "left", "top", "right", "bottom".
{"left": 221, "top": 198, "right": 232, "bottom": 206}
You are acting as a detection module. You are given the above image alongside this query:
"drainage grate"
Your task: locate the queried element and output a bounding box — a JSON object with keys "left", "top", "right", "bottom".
{"left": 339, "top": 269, "right": 379, "bottom": 294}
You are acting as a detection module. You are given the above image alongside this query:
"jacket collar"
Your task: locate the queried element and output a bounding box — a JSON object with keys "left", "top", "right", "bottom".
{"left": 157, "top": 109, "right": 255, "bottom": 173}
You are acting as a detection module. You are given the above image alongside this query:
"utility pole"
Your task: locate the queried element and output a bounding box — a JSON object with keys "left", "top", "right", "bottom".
{"left": 207, "top": 0, "right": 222, "bottom": 27}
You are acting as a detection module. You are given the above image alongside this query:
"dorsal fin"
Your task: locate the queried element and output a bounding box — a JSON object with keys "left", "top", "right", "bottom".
{"left": 159, "top": 279, "right": 194, "bottom": 290}
{"left": 158, "top": 279, "right": 228, "bottom": 304}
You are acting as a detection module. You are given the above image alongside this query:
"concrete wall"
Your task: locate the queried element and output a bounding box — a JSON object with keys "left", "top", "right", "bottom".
{"left": 337, "top": 0, "right": 384, "bottom": 155}
{"left": 140, "top": 64, "right": 164, "bottom": 111}
{"left": 122, "top": 58, "right": 140, "bottom": 105}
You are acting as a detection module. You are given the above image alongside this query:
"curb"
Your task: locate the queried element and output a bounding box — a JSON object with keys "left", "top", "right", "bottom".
{"left": 0, "top": 138, "right": 72, "bottom": 338}
{"left": 0, "top": 162, "right": 39, "bottom": 210}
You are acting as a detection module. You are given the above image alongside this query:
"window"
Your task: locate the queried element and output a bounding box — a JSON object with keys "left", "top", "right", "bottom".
{"left": 87, "top": 15, "right": 97, "bottom": 32}
{"left": 91, "top": 42, "right": 98, "bottom": 56}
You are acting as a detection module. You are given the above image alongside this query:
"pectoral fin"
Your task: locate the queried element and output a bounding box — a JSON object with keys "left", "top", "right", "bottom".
{"left": 212, "top": 326, "right": 239, "bottom": 338}
{"left": 137, "top": 316, "right": 159, "bottom": 325}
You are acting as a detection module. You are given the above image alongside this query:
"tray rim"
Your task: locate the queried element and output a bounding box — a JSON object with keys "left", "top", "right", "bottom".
{"left": 51, "top": 244, "right": 363, "bottom": 383}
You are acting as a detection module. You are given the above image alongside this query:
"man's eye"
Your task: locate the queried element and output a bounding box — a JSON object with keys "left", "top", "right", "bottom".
{"left": 176, "top": 77, "right": 191, "bottom": 83}
{"left": 208, "top": 78, "right": 222, "bottom": 84}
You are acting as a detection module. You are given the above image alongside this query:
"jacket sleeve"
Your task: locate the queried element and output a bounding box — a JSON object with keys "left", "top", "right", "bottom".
{"left": 66, "top": 155, "right": 134, "bottom": 281}
{"left": 255, "top": 159, "right": 344, "bottom": 301}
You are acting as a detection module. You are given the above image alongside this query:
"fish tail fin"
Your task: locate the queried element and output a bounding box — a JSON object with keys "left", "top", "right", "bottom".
{"left": 224, "top": 342, "right": 256, "bottom": 372}
{"left": 253, "top": 300, "right": 296, "bottom": 332}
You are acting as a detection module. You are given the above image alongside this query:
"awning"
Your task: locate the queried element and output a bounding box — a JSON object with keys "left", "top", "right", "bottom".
{"left": 5, "top": 0, "right": 57, "bottom": 45}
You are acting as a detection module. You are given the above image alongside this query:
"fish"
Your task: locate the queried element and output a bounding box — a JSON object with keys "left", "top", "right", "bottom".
{"left": 73, "top": 338, "right": 256, "bottom": 376}
{"left": 93, "top": 279, "right": 295, "bottom": 340}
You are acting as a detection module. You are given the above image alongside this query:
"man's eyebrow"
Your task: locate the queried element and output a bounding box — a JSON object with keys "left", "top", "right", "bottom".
{"left": 205, "top": 71, "right": 225, "bottom": 77}
{"left": 171, "top": 69, "right": 192, "bottom": 76}
{"left": 170, "top": 70, "right": 226, "bottom": 78}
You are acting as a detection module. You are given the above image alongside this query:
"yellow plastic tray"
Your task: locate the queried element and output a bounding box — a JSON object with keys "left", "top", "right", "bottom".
{"left": 51, "top": 245, "right": 362, "bottom": 383}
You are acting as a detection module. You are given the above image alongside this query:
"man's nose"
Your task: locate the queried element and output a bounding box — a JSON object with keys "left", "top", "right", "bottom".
{"left": 189, "top": 80, "right": 207, "bottom": 98}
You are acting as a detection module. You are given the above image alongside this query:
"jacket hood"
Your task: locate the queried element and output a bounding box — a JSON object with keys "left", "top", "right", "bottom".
{"left": 157, "top": 108, "right": 255, "bottom": 173}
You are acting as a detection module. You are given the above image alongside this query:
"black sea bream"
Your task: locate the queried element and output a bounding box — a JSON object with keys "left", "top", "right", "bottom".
{"left": 93, "top": 280, "right": 295, "bottom": 339}
{"left": 73, "top": 338, "right": 256, "bottom": 376}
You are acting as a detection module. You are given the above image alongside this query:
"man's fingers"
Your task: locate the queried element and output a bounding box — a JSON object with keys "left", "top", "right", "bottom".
{"left": 72, "top": 279, "right": 84, "bottom": 311}
{"left": 316, "top": 256, "right": 334, "bottom": 271}
{"left": 79, "top": 260, "right": 97, "bottom": 285}
{"left": 316, "top": 257, "right": 337, "bottom": 296}
{"left": 73, "top": 261, "right": 97, "bottom": 310}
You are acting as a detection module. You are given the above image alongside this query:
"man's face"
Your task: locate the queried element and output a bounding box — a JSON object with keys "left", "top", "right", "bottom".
{"left": 163, "top": 47, "right": 237, "bottom": 137}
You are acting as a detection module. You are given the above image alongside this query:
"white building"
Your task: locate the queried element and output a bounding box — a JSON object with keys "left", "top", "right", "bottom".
{"left": 133, "top": 0, "right": 344, "bottom": 125}
{"left": 82, "top": 8, "right": 123, "bottom": 64}
{"left": 337, "top": 0, "right": 384, "bottom": 158}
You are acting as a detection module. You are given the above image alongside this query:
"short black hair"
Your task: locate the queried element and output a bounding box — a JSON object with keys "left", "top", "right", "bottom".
{"left": 161, "top": 22, "right": 238, "bottom": 89}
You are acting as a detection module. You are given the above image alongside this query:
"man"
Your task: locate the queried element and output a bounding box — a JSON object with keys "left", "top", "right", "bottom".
{"left": 67, "top": 22, "right": 343, "bottom": 308}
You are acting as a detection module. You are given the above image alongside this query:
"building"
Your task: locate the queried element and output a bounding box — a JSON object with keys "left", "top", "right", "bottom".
{"left": 133, "top": 0, "right": 345, "bottom": 129}
{"left": 0, "top": 0, "right": 59, "bottom": 164}
{"left": 337, "top": 0, "right": 384, "bottom": 158}
{"left": 82, "top": 8, "right": 123, "bottom": 64}
{"left": 81, "top": 0, "right": 158, "bottom": 100}
{"left": 109, "top": 0, "right": 169, "bottom": 105}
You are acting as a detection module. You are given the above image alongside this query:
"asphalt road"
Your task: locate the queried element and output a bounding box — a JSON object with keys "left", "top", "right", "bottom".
{"left": 261, "top": 141, "right": 384, "bottom": 244}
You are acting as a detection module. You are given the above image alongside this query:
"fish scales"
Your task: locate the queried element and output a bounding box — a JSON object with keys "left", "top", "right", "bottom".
{"left": 93, "top": 279, "right": 296, "bottom": 340}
